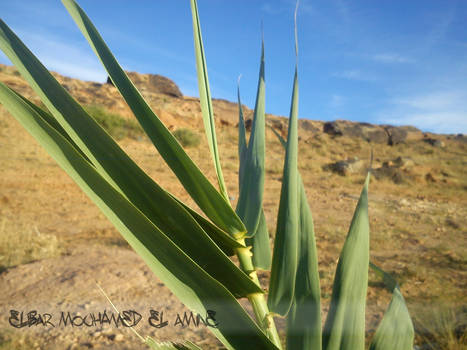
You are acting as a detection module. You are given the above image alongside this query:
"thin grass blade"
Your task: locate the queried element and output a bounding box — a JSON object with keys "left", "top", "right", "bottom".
{"left": 268, "top": 67, "right": 300, "bottom": 316}
{"left": 146, "top": 338, "right": 203, "bottom": 350}
{"left": 235, "top": 40, "right": 266, "bottom": 237}
{"left": 0, "top": 83, "right": 278, "bottom": 350}
{"left": 0, "top": 22, "right": 258, "bottom": 297}
{"left": 322, "top": 174, "right": 371, "bottom": 350}
{"left": 60, "top": 0, "right": 246, "bottom": 238}
{"left": 369, "top": 286, "right": 414, "bottom": 350}
{"left": 286, "top": 173, "right": 321, "bottom": 350}
{"left": 190, "top": 0, "right": 228, "bottom": 201}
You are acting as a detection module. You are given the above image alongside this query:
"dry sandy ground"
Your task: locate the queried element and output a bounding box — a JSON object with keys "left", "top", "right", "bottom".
{"left": 1, "top": 101, "right": 466, "bottom": 349}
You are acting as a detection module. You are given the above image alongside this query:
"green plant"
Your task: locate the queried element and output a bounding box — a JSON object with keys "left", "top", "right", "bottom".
{"left": 85, "top": 104, "right": 143, "bottom": 139}
{"left": 0, "top": 0, "right": 415, "bottom": 349}
{"left": 173, "top": 128, "right": 201, "bottom": 148}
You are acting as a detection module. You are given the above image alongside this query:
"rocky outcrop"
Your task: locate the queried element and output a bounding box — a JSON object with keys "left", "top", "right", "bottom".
{"left": 126, "top": 71, "right": 183, "bottom": 98}
{"left": 323, "top": 120, "right": 420, "bottom": 145}
{"left": 323, "top": 120, "right": 388, "bottom": 143}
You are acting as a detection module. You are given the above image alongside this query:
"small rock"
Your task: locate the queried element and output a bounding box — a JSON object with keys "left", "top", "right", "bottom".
{"left": 322, "top": 158, "right": 365, "bottom": 176}
{"left": 425, "top": 173, "right": 436, "bottom": 182}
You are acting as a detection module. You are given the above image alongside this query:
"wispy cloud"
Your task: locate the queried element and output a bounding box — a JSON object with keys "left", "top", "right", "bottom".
{"left": 8, "top": 31, "right": 106, "bottom": 82}
{"left": 261, "top": 0, "right": 313, "bottom": 16}
{"left": 261, "top": 3, "right": 283, "bottom": 15}
{"left": 332, "top": 69, "right": 376, "bottom": 81}
{"left": 370, "top": 53, "right": 415, "bottom": 64}
{"left": 330, "top": 94, "right": 345, "bottom": 108}
{"left": 377, "top": 90, "right": 467, "bottom": 134}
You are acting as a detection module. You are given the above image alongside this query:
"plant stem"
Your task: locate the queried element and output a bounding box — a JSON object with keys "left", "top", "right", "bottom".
{"left": 235, "top": 241, "right": 282, "bottom": 349}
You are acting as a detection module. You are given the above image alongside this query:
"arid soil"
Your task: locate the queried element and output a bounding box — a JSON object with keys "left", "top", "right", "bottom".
{"left": 0, "top": 64, "right": 466, "bottom": 349}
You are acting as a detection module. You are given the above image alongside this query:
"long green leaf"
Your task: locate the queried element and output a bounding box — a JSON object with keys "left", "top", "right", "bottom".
{"left": 60, "top": 0, "right": 246, "bottom": 239}
{"left": 190, "top": 0, "right": 228, "bottom": 201}
{"left": 237, "top": 79, "right": 271, "bottom": 269}
{"left": 246, "top": 210, "right": 272, "bottom": 270}
{"left": 0, "top": 21, "right": 259, "bottom": 298}
{"left": 170, "top": 193, "right": 245, "bottom": 257}
{"left": 322, "top": 174, "right": 370, "bottom": 350}
{"left": 236, "top": 40, "right": 266, "bottom": 237}
{"left": 268, "top": 67, "right": 300, "bottom": 316}
{"left": 369, "top": 286, "right": 414, "bottom": 350}
{"left": 237, "top": 80, "right": 248, "bottom": 187}
{"left": 0, "top": 83, "right": 278, "bottom": 350}
{"left": 286, "top": 174, "right": 321, "bottom": 350}
{"left": 370, "top": 262, "right": 398, "bottom": 292}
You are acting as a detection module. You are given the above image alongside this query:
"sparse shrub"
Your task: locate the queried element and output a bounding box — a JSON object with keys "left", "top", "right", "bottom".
{"left": 85, "top": 104, "right": 143, "bottom": 140}
{"left": 173, "top": 128, "right": 201, "bottom": 148}
{"left": 414, "top": 305, "right": 467, "bottom": 350}
{"left": 0, "top": 219, "right": 60, "bottom": 271}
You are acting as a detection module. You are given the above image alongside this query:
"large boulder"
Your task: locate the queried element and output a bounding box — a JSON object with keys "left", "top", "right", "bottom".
{"left": 126, "top": 71, "right": 183, "bottom": 98}
{"left": 384, "top": 126, "right": 408, "bottom": 145}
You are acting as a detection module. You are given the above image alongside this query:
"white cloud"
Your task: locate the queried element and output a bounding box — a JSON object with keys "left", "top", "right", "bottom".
{"left": 332, "top": 69, "right": 376, "bottom": 81}
{"left": 370, "top": 53, "right": 414, "bottom": 64}
{"left": 384, "top": 112, "right": 466, "bottom": 134}
{"left": 1, "top": 30, "right": 107, "bottom": 82}
{"left": 261, "top": 3, "right": 283, "bottom": 15}
{"left": 330, "top": 94, "right": 345, "bottom": 108}
{"left": 394, "top": 91, "right": 465, "bottom": 110}
{"left": 377, "top": 90, "right": 467, "bottom": 134}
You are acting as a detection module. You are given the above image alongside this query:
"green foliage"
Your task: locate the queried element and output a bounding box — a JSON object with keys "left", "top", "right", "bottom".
{"left": 173, "top": 128, "right": 201, "bottom": 148}
{"left": 0, "top": 1, "right": 417, "bottom": 349}
{"left": 85, "top": 104, "right": 143, "bottom": 140}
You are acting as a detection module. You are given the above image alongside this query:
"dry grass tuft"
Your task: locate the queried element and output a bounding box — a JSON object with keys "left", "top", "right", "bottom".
{"left": 0, "top": 218, "right": 61, "bottom": 271}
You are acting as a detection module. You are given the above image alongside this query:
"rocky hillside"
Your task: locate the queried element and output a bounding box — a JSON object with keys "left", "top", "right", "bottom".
{"left": 4, "top": 63, "right": 464, "bottom": 146}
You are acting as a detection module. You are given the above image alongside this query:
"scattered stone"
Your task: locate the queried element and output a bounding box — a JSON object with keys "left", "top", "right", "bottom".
{"left": 424, "top": 137, "right": 445, "bottom": 148}
{"left": 323, "top": 157, "right": 366, "bottom": 176}
{"left": 392, "top": 156, "right": 415, "bottom": 169}
{"left": 114, "top": 334, "right": 124, "bottom": 342}
{"left": 425, "top": 173, "right": 436, "bottom": 182}
{"left": 373, "top": 162, "right": 412, "bottom": 184}
{"left": 445, "top": 217, "right": 460, "bottom": 229}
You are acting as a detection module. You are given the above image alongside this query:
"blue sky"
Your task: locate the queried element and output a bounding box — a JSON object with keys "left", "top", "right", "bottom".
{"left": 1, "top": 0, "right": 466, "bottom": 134}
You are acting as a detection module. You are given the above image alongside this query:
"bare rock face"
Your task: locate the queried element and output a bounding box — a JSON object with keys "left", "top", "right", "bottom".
{"left": 323, "top": 120, "right": 388, "bottom": 143}
{"left": 385, "top": 126, "right": 408, "bottom": 145}
{"left": 126, "top": 71, "right": 183, "bottom": 98}
{"left": 323, "top": 120, "right": 421, "bottom": 145}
